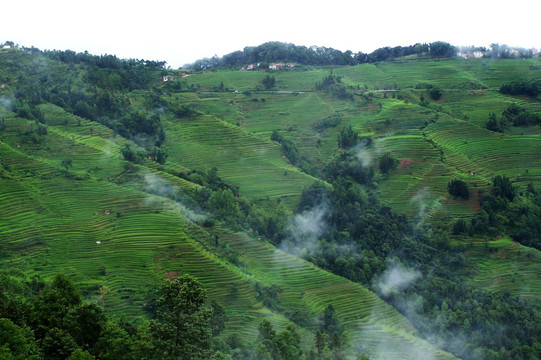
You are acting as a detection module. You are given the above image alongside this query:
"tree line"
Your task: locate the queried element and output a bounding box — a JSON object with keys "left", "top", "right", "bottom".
{"left": 186, "top": 41, "right": 458, "bottom": 70}
{"left": 1, "top": 270, "right": 369, "bottom": 360}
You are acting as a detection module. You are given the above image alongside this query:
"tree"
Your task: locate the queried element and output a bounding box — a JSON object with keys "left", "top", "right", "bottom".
{"left": 492, "top": 175, "right": 515, "bottom": 201}
{"left": 452, "top": 219, "right": 468, "bottom": 235}
{"left": 337, "top": 126, "right": 358, "bottom": 148}
{"left": 210, "top": 300, "right": 226, "bottom": 336}
{"left": 208, "top": 188, "right": 241, "bottom": 221}
{"left": 0, "top": 318, "right": 41, "bottom": 360}
{"left": 429, "top": 41, "right": 456, "bottom": 58}
{"left": 379, "top": 153, "right": 397, "bottom": 175}
{"left": 429, "top": 86, "right": 442, "bottom": 101}
{"left": 64, "top": 302, "right": 106, "bottom": 351}
{"left": 36, "top": 123, "right": 48, "bottom": 136}
{"left": 486, "top": 112, "right": 502, "bottom": 132}
{"left": 262, "top": 75, "right": 276, "bottom": 90}
{"left": 321, "top": 304, "right": 340, "bottom": 336}
{"left": 94, "top": 321, "right": 133, "bottom": 360}
{"left": 66, "top": 349, "right": 94, "bottom": 360}
{"left": 148, "top": 274, "right": 213, "bottom": 360}
{"left": 275, "top": 324, "right": 302, "bottom": 360}
{"left": 61, "top": 159, "right": 73, "bottom": 171}
{"left": 32, "top": 274, "right": 82, "bottom": 338}
{"left": 447, "top": 179, "right": 469, "bottom": 200}
{"left": 41, "top": 327, "right": 79, "bottom": 360}
{"left": 151, "top": 145, "right": 168, "bottom": 165}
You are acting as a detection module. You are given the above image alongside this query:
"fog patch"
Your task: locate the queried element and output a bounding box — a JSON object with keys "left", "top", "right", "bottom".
{"left": 132, "top": 133, "right": 158, "bottom": 149}
{"left": 0, "top": 96, "right": 14, "bottom": 112}
{"left": 280, "top": 203, "right": 328, "bottom": 256}
{"left": 374, "top": 261, "right": 421, "bottom": 297}
{"left": 351, "top": 141, "right": 373, "bottom": 168}
{"left": 409, "top": 187, "right": 443, "bottom": 227}
{"left": 143, "top": 172, "right": 207, "bottom": 223}
{"left": 144, "top": 173, "right": 175, "bottom": 198}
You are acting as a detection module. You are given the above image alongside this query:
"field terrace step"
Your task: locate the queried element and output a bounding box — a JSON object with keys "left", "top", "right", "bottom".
{"left": 221, "top": 232, "right": 458, "bottom": 360}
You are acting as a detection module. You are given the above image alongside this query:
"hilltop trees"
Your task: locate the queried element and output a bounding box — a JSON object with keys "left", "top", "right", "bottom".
{"left": 3, "top": 46, "right": 167, "bottom": 159}
{"left": 429, "top": 41, "right": 457, "bottom": 58}
{"left": 188, "top": 41, "right": 441, "bottom": 70}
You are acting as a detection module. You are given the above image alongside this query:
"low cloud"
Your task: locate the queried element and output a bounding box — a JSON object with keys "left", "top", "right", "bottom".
{"left": 144, "top": 173, "right": 176, "bottom": 198}
{"left": 280, "top": 203, "right": 327, "bottom": 256}
{"left": 374, "top": 261, "right": 421, "bottom": 297}
{"left": 0, "top": 96, "right": 14, "bottom": 112}
{"left": 352, "top": 142, "right": 373, "bottom": 168}
{"left": 409, "top": 187, "right": 443, "bottom": 227}
{"left": 143, "top": 173, "right": 207, "bottom": 223}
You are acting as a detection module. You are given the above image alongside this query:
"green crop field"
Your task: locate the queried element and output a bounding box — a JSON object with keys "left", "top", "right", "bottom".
{"left": 2, "top": 45, "right": 541, "bottom": 360}
{"left": 464, "top": 237, "right": 541, "bottom": 304}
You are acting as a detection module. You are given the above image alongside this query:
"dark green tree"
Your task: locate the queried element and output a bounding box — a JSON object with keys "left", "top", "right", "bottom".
{"left": 321, "top": 304, "right": 341, "bottom": 336}
{"left": 210, "top": 300, "right": 226, "bottom": 336}
{"left": 41, "top": 327, "right": 79, "bottom": 360}
{"left": 338, "top": 126, "right": 358, "bottom": 148}
{"left": 429, "top": 86, "right": 442, "bottom": 100}
{"left": 61, "top": 159, "right": 73, "bottom": 171}
{"left": 0, "top": 318, "right": 41, "bottom": 360}
{"left": 31, "top": 274, "right": 82, "bottom": 339}
{"left": 429, "top": 41, "right": 457, "bottom": 57}
{"left": 486, "top": 112, "right": 502, "bottom": 132}
{"left": 93, "top": 321, "right": 134, "bottom": 360}
{"left": 447, "top": 179, "right": 469, "bottom": 199}
{"left": 492, "top": 175, "right": 515, "bottom": 201}
{"left": 147, "top": 274, "right": 213, "bottom": 360}
{"left": 262, "top": 75, "right": 276, "bottom": 90}
{"left": 379, "top": 153, "right": 397, "bottom": 175}
{"left": 452, "top": 219, "right": 468, "bottom": 235}
{"left": 151, "top": 145, "right": 168, "bottom": 165}
{"left": 64, "top": 302, "right": 106, "bottom": 351}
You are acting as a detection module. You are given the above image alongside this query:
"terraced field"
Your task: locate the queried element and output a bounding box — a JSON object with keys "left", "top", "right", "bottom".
{"left": 221, "top": 232, "right": 458, "bottom": 359}
{"left": 0, "top": 125, "right": 458, "bottom": 358}
{"left": 465, "top": 237, "right": 541, "bottom": 304}
{"left": 424, "top": 118, "right": 541, "bottom": 188}
{"left": 164, "top": 113, "right": 316, "bottom": 208}
{"left": 2, "top": 55, "right": 541, "bottom": 359}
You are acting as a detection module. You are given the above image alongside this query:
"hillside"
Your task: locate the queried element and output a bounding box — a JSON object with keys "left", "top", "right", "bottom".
{"left": 1, "top": 44, "right": 541, "bottom": 360}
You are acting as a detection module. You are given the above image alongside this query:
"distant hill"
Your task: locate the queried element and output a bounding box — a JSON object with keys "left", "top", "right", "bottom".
{"left": 184, "top": 40, "right": 539, "bottom": 70}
